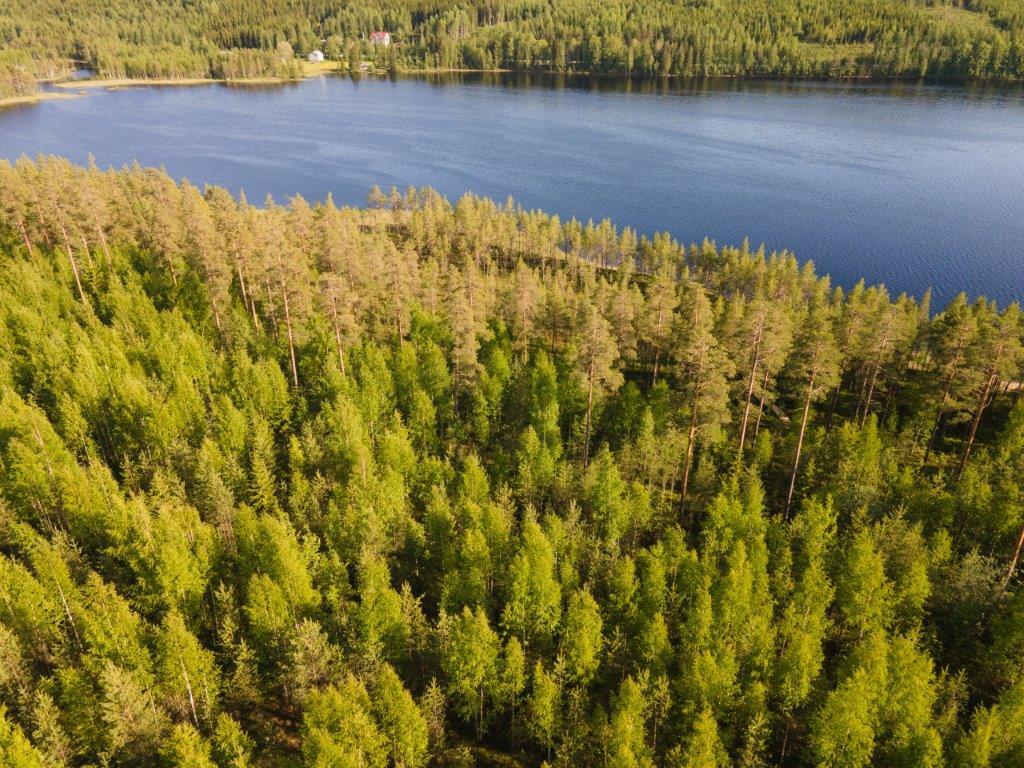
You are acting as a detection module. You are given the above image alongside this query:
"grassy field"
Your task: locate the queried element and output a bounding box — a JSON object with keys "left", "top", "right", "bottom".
{"left": 302, "top": 59, "right": 345, "bottom": 76}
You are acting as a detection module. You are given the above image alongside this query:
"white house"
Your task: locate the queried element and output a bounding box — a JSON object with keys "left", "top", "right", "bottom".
{"left": 369, "top": 31, "right": 391, "bottom": 47}
{"left": 307, "top": 50, "right": 325, "bottom": 63}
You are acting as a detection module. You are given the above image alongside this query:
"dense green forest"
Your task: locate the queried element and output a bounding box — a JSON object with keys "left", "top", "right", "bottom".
{"left": 0, "top": 156, "right": 1023, "bottom": 768}
{"left": 3, "top": 0, "right": 1024, "bottom": 96}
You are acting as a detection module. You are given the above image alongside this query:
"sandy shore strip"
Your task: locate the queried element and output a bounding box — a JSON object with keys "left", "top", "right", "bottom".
{"left": 50, "top": 62, "right": 347, "bottom": 91}
{"left": 52, "top": 78, "right": 218, "bottom": 89}
{"left": 0, "top": 91, "right": 83, "bottom": 108}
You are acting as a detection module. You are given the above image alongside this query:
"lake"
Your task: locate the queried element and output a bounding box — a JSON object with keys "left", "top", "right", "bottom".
{"left": 2, "top": 73, "right": 1023, "bottom": 307}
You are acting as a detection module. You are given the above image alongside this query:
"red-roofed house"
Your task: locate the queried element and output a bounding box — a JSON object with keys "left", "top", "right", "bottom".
{"left": 369, "top": 31, "right": 392, "bottom": 47}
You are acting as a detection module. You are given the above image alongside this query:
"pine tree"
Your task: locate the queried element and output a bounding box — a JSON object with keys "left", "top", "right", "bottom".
{"left": 212, "top": 715, "right": 255, "bottom": 768}
{"left": 775, "top": 497, "right": 835, "bottom": 713}
{"left": 836, "top": 527, "right": 894, "bottom": 638}
{"left": 784, "top": 290, "right": 841, "bottom": 513}
{"left": 956, "top": 302, "right": 1022, "bottom": 479}
{"left": 99, "top": 661, "right": 168, "bottom": 763}
{"left": 527, "top": 661, "right": 560, "bottom": 761}
{"left": 155, "top": 610, "right": 221, "bottom": 726}
{"left": 561, "top": 588, "right": 604, "bottom": 684}
{"left": 495, "top": 637, "right": 527, "bottom": 737}
{"left": 639, "top": 270, "right": 679, "bottom": 385}
{"left": 677, "top": 708, "right": 727, "bottom": 768}
{"left": 502, "top": 518, "right": 562, "bottom": 649}
{"left": 924, "top": 293, "right": 978, "bottom": 461}
{"left": 675, "top": 282, "right": 734, "bottom": 511}
{"left": 606, "top": 677, "right": 653, "bottom": 768}
{"left": 439, "top": 606, "right": 499, "bottom": 738}
{"left": 160, "top": 723, "right": 218, "bottom": 768}
{"left": 575, "top": 297, "right": 622, "bottom": 465}
{"left": 734, "top": 295, "right": 793, "bottom": 457}
{"left": 371, "top": 664, "right": 430, "bottom": 768}
{"left": 0, "top": 707, "right": 46, "bottom": 768}
{"left": 301, "top": 678, "right": 388, "bottom": 768}
{"left": 810, "top": 668, "right": 877, "bottom": 768}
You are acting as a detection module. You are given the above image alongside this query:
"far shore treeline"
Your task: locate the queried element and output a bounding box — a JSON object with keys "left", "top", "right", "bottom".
{"left": 3, "top": 0, "right": 1024, "bottom": 100}
{"left": 0, "top": 156, "right": 1022, "bottom": 767}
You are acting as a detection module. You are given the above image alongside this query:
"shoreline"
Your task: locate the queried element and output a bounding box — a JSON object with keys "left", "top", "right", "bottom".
{"left": 46, "top": 67, "right": 1024, "bottom": 92}
{"left": 405, "top": 67, "right": 1024, "bottom": 88}
{"left": 51, "top": 77, "right": 296, "bottom": 90}
{"left": 49, "top": 61, "right": 349, "bottom": 91}
{"left": 53, "top": 78, "right": 217, "bottom": 90}
{"left": 0, "top": 92, "right": 82, "bottom": 109}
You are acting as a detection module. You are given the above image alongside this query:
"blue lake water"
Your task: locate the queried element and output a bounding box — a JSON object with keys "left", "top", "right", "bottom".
{"left": 2, "top": 73, "right": 1023, "bottom": 307}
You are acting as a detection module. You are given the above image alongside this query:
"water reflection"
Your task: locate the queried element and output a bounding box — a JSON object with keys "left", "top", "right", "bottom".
{"left": 407, "top": 70, "right": 1024, "bottom": 103}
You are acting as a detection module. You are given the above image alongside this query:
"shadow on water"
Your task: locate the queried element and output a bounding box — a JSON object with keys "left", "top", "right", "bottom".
{"left": 401, "top": 69, "right": 1024, "bottom": 103}
{"left": 224, "top": 80, "right": 307, "bottom": 93}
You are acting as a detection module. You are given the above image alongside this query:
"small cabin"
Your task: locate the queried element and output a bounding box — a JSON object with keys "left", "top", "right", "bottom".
{"left": 369, "top": 31, "right": 392, "bottom": 47}
{"left": 307, "top": 50, "right": 325, "bottom": 62}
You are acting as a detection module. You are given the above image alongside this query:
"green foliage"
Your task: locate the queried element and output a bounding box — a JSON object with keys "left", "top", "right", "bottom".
{"left": 371, "top": 664, "right": 429, "bottom": 768}
{"left": 0, "top": 157, "right": 1020, "bottom": 768}
{"left": 3, "top": 0, "right": 1024, "bottom": 81}
{"left": 0, "top": 707, "right": 46, "bottom": 768}
{"left": 439, "top": 606, "right": 499, "bottom": 736}
{"left": 301, "top": 679, "right": 388, "bottom": 768}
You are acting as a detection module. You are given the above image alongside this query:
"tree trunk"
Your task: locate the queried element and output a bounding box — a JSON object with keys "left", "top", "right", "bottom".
{"left": 880, "top": 355, "right": 908, "bottom": 421}
{"left": 180, "top": 655, "right": 199, "bottom": 726}
{"left": 737, "top": 333, "right": 762, "bottom": 457}
{"left": 859, "top": 359, "right": 881, "bottom": 426}
{"left": 753, "top": 368, "right": 770, "bottom": 439}
{"left": 651, "top": 301, "right": 666, "bottom": 386}
{"left": 327, "top": 285, "right": 346, "bottom": 375}
{"left": 1003, "top": 523, "right": 1024, "bottom": 590}
{"left": 786, "top": 371, "right": 816, "bottom": 515}
{"left": 166, "top": 252, "right": 178, "bottom": 286}
{"left": 825, "top": 369, "right": 846, "bottom": 431}
{"left": 281, "top": 282, "right": 300, "bottom": 388}
{"left": 92, "top": 214, "right": 111, "bottom": 268}
{"left": 924, "top": 367, "right": 957, "bottom": 464}
{"left": 236, "top": 262, "right": 259, "bottom": 329}
{"left": 583, "top": 358, "right": 595, "bottom": 466}
{"left": 957, "top": 368, "right": 997, "bottom": 480}
{"left": 263, "top": 280, "right": 278, "bottom": 334}
{"left": 681, "top": 401, "right": 698, "bottom": 516}
{"left": 58, "top": 220, "right": 87, "bottom": 305}
{"left": 478, "top": 686, "right": 484, "bottom": 740}
{"left": 79, "top": 233, "right": 94, "bottom": 270}
{"left": 853, "top": 365, "right": 871, "bottom": 422}
{"left": 779, "top": 718, "right": 792, "bottom": 766}
{"left": 49, "top": 564, "right": 82, "bottom": 651}
{"left": 17, "top": 217, "right": 34, "bottom": 257}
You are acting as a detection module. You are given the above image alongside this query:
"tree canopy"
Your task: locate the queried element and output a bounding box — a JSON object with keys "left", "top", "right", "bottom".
{"left": 3, "top": 0, "right": 1024, "bottom": 94}
{"left": 0, "top": 156, "right": 1021, "bottom": 767}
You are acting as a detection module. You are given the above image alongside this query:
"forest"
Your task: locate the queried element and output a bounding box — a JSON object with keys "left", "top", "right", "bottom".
{"left": 0, "top": 156, "right": 1021, "bottom": 767}
{"left": 2, "top": 0, "right": 1024, "bottom": 97}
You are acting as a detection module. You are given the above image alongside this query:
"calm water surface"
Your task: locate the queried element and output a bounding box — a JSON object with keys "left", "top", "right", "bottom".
{"left": 2, "top": 73, "right": 1023, "bottom": 306}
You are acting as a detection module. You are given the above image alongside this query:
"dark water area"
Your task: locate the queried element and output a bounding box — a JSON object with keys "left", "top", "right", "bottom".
{"left": 3, "top": 72, "right": 1024, "bottom": 307}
